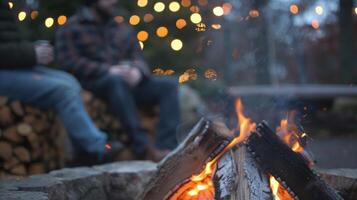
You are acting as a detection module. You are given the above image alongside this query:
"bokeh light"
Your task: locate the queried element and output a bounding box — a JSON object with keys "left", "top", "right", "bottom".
{"left": 190, "top": 13, "right": 202, "bottom": 24}
{"left": 137, "top": 31, "right": 149, "bottom": 42}
{"left": 156, "top": 26, "right": 169, "bottom": 38}
{"left": 198, "top": 0, "right": 208, "bottom": 6}
{"left": 315, "top": 6, "right": 323, "bottom": 15}
{"left": 45, "top": 17, "right": 54, "bottom": 28}
{"left": 143, "top": 13, "right": 154, "bottom": 23}
{"left": 190, "top": 6, "right": 200, "bottom": 13}
{"left": 290, "top": 4, "right": 299, "bottom": 14}
{"left": 30, "top": 11, "right": 39, "bottom": 20}
{"left": 8, "top": 2, "right": 13, "bottom": 9}
{"left": 249, "top": 9, "right": 260, "bottom": 18}
{"left": 169, "top": 1, "right": 180, "bottom": 12}
{"left": 137, "top": 0, "right": 148, "bottom": 7}
{"left": 18, "top": 11, "right": 26, "bottom": 21}
{"left": 204, "top": 69, "right": 218, "bottom": 80}
{"left": 57, "top": 15, "right": 67, "bottom": 25}
{"left": 213, "top": 6, "right": 224, "bottom": 16}
{"left": 311, "top": 20, "right": 319, "bottom": 29}
{"left": 181, "top": 0, "right": 191, "bottom": 7}
{"left": 114, "top": 16, "right": 124, "bottom": 23}
{"left": 171, "top": 39, "right": 183, "bottom": 51}
{"left": 211, "top": 24, "right": 221, "bottom": 30}
{"left": 129, "top": 15, "right": 140, "bottom": 25}
{"left": 176, "top": 19, "right": 187, "bottom": 29}
{"left": 222, "top": 3, "right": 232, "bottom": 15}
{"left": 154, "top": 2, "right": 165, "bottom": 12}
{"left": 139, "top": 41, "right": 144, "bottom": 50}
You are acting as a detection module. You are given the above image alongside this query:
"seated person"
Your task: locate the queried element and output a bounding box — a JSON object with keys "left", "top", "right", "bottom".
{"left": 0, "top": 1, "right": 123, "bottom": 163}
{"left": 56, "top": 0, "right": 180, "bottom": 161}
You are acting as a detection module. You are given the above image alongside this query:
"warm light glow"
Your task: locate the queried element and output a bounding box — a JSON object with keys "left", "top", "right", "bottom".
{"left": 8, "top": 2, "right": 13, "bottom": 9}
{"left": 45, "top": 17, "right": 54, "bottom": 28}
{"left": 139, "top": 41, "right": 144, "bottom": 50}
{"left": 311, "top": 20, "right": 319, "bottom": 29}
{"left": 211, "top": 24, "right": 221, "bottom": 29}
{"left": 249, "top": 9, "right": 260, "bottom": 18}
{"left": 190, "top": 5, "right": 200, "bottom": 13}
{"left": 18, "top": 11, "right": 27, "bottom": 21}
{"left": 114, "top": 16, "right": 124, "bottom": 23}
{"left": 270, "top": 176, "right": 295, "bottom": 200}
{"left": 154, "top": 2, "right": 165, "bottom": 12}
{"left": 198, "top": 0, "right": 207, "bottom": 6}
{"left": 355, "top": 7, "right": 357, "bottom": 15}
{"left": 30, "top": 11, "right": 39, "bottom": 20}
{"left": 204, "top": 69, "right": 218, "bottom": 80}
{"left": 137, "top": 0, "right": 148, "bottom": 7}
{"left": 190, "top": 13, "right": 202, "bottom": 24}
{"left": 176, "top": 19, "right": 187, "bottom": 29}
{"left": 57, "top": 15, "right": 67, "bottom": 25}
{"left": 315, "top": 6, "right": 323, "bottom": 15}
{"left": 213, "top": 6, "right": 224, "bottom": 16}
{"left": 222, "top": 3, "right": 232, "bottom": 15}
{"left": 129, "top": 15, "right": 140, "bottom": 25}
{"left": 156, "top": 26, "right": 168, "bottom": 38}
{"left": 290, "top": 4, "right": 299, "bottom": 14}
{"left": 137, "top": 31, "right": 149, "bottom": 42}
{"left": 143, "top": 13, "right": 154, "bottom": 22}
{"left": 181, "top": 0, "right": 191, "bottom": 7}
{"left": 169, "top": 1, "right": 180, "bottom": 12}
{"left": 276, "top": 118, "right": 305, "bottom": 154}
{"left": 171, "top": 39, "right": 183, "bottom": 51}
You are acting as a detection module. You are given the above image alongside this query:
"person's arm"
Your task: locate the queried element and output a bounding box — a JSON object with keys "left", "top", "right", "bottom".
{"left": 56, "top": 26, "right": 110, "bottom": 78}
{"left": 0, "top": 42, "right": 37, "bottom": 69}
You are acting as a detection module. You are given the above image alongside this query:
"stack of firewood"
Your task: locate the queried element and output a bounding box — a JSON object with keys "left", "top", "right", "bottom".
{"left": 0, "top": 97, "right": 66, "bottom": 177}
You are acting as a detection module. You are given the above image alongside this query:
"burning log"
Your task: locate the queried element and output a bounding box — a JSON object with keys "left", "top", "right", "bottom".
{"left": 246, "top": 122, "right": 343, "bottom": 200}
{"left": 141, "top": 118, "right": 234, "bottom": 200}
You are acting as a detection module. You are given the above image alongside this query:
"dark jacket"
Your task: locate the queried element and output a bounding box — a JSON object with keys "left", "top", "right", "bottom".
{"left": 0, "top": 1, "right": 36, "bottom": 69}
{"left": 56, "top": 7, "right": 150, "bottom": 81}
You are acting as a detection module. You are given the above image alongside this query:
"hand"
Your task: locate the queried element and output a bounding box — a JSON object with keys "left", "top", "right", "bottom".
{"left": 109, "top": 66, "right": 142, "bottom": 87}
{"left": 35, "top": 44, "right": 54, "bottom": 65}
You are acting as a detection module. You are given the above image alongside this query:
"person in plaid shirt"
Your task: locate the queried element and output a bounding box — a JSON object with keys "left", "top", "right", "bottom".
{"left": 56, "top": 0, "right": 179, "bottom": 161}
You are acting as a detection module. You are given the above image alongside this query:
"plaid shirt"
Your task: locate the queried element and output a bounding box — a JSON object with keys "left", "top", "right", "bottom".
{"left": 56, "top": 7, "right": 150, "bottom": 81}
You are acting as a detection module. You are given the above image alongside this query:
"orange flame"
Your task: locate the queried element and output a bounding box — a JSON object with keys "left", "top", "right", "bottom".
{"left": 276, "top": 118, "right": 304, "bottom": 153}
{"left": 169, "top": 98, "right": 256, "bottom": 199}
{"left": 270, "top": 176, "right": 294, "bottom": 200}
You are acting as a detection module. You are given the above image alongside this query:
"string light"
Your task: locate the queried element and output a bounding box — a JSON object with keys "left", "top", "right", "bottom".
{"left": 156, "top": 26, "right": 169, "bottom": 38}
{"left": 114, "top": 16, "right": 124, "bottom": 23}
{"left": 18, "top": 11, "right": 27, "bottom": 21}
{"left": 137, "top": 0, "right": 148, "bottom": 7}
{"left": 30, "top": 11, "right": 39, "bottom": 20}
{"left": 139, "top": 41, "right": 144, "bottom": 50}
{"left": 129, "top": 15, "right": 140, "bottom": 25}
{"left": 198, "top": 0, "right": 207, "bottom": 6}
{"left": 315, "top": 6, "right": 323, "bottom": 15}
{"left": 8, "top": 2, "right": 13, "bottom": 9}
{"left": 143, "top": 13, "right": 154, "bottom": 23}
{"left": 211, "top": 24, "right": 221, "bottom": 30}
{"left": 169, "top": 1, "right": 180, "bottom": 12}
{"left": 190, "top": 13, "right": 202, "bottom": 24}
{"left": 190, "top": 5, "right": 200, "bottom": 13}
{"left": 154, "top": 2, "right": 165, "bottom": 12}
{"left": 249, "top": 9, "right": 260, "bottom": 18}
{"left": 222, "top": 3, "right": 232, "bottom": 15}
{"left": 213, "top": 6, "right": 224, "bottom": 16}
{"left": 355, "top": 7, "right": 357, "bottom": 15}
{"left": 45, "top": 17, "right": 54, "bottom": 28}
{"left": 176, "top": 19, "right": 187, "bottom": 29}
{"left": 171, "top": 39, "right": 183, "bottom": 51}
{"left": 311, "top": 20, "right": 319, "bottom": 29}
{"left": 57, "top": 15, "right": 67, "bottom": 25}
{"left": 181, "top": 0, "right": 191, "bottom": 7}
{"left": 137, "top": 31, "right": 149, "bottom": 42}
{"left": 290, "top": 4, "right": 299, "bottom": 14}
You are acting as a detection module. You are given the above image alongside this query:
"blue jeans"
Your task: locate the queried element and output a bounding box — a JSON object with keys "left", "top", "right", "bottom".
{"left": 83, "top": 74, "right": 179, "bottom": 154}
{"left": 0, "top": 66, "right": 107, "bottom": 156}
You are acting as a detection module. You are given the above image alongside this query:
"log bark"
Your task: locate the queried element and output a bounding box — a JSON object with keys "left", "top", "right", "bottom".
{"left": 213, "top": 145, "right": 271, "bottom": 200}
{"left": 141, "top": 118, "right": 234, "bottom": 200}
{"left": 246, "top": 122, "right": 343, "bottom": 200}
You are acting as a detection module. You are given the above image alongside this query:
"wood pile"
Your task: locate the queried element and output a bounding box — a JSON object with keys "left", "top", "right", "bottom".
{"left": 0, "top": 96, "right": 66, "bottom": 177}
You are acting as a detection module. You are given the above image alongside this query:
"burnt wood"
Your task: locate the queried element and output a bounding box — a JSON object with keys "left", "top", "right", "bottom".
{"left": 141, "top": 118, "right": 233, "bottom": 200}
{"left": 246, "top": 122, "right": 343, "bottom": 200}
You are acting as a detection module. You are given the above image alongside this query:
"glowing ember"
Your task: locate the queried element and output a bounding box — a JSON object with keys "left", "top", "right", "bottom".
{"left": 276, "top": 118, "right": 305, "bottom": 153}
{"left": 270, "top": 176, "right": 295, "bottom": 200}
